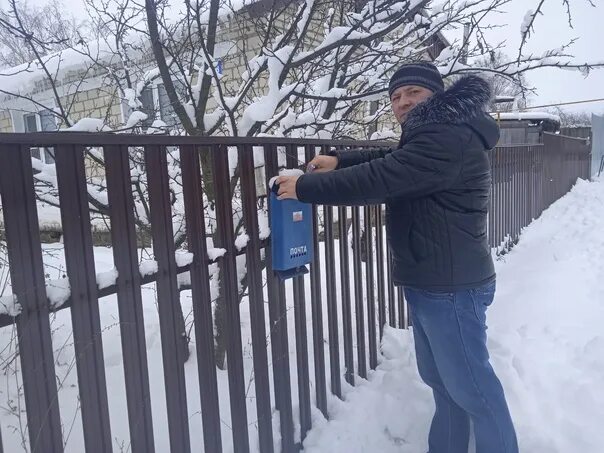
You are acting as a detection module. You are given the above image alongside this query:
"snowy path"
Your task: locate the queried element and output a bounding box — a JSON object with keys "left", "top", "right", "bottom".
{"left": 303, "top": 177, "right": 604, "bottom": 453}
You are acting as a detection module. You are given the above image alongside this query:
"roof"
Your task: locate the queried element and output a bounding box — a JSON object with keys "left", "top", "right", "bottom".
{"left": 491, "top": 111, "right": 561, "bottom": 124}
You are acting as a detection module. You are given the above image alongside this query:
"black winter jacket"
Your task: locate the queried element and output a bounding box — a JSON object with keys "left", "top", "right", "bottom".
{"left": 296, "top": 75, "right": 499, "bottom": 291}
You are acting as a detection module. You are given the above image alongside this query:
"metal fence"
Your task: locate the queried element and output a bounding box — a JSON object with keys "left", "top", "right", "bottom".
{"left": 0, "top": 131, "right": 591, "bottom": 453}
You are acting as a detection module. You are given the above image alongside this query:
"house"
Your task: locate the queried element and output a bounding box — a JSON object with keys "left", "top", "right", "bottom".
{"left": 491, "top": 111, "right": 561, "bottom": 145}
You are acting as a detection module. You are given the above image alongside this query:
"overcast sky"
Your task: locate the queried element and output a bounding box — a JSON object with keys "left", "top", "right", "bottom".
{"left": 2, "top": 0, "right": 602, "bottom": 114}
{"left": 475, "top": 0, "right": 604, "bottom": 115}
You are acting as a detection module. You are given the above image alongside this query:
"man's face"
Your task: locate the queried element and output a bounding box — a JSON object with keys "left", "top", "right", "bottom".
{"left": 390, "top": 85, "right": 434, "bottom": 124}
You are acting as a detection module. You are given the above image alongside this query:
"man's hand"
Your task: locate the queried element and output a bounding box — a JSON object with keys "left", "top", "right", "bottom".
{"left": 274, "top": 175, "right": 300, "bottom": 200}
{"left": 307, "top": 155, "right": 338, "bottom": 173}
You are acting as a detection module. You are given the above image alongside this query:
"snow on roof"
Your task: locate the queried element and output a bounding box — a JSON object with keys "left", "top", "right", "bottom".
{"left": 491, "top": 111, "right": 561, "bottom": 123}
{"left": 0, "top": 41, "right": 124, "bottom": 98}
{"left": 0, "top": 0, "right": 260, "bottom": 99}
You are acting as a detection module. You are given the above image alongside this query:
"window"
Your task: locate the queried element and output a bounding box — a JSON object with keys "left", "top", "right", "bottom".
{"left": 139, "top": 87, "right": 155, "bottom": 128}
{"left": 158, "top": 81, "right": 187, "bottom": 127}
{"left": 24, "top": 112, "right": 56, "bottom": 164}
{"left": 24, "top": 113, "right": 38, "bottom": 133}
{"left": 40, "top": 110, "right": 57, "bottom": 132}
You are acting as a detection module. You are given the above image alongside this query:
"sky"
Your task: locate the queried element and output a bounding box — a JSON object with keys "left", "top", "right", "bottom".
{"left": 474, "top": 0, "right": 604, "bottom": 115}
{"left": 1, "top": 0, "right": 603, "bottom": 115}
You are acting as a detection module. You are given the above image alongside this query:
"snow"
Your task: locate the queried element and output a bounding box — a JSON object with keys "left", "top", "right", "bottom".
{"left": 46, "top": 277, "right": 71, "bottom": 308}
{"left": 269, "top": 168, "right": 304, "bottom": 190}
{"left": 139, "top": 259, "right": 159, "bottom": 277}
{"left": 1, "top": 167, "right": 602, "bottom": 452}
{"left": 369, "top": 130, "right": 399, "bottom": 140}
{"left": 207, "top": 248, "right": 227, "bottom": 261}
{"left": 304, "top": 177, "right": 604, "bottom": 453}
{"left": 175, "top": 251, "right": 194, "bottom": 267}
{"left": 123, "top": 88, "right": 141, "bottom": 109}
{"left": 235, "top": 233, "right": 250, "bottom": 251}
{"left": 492, "top": 111, "right": 561, "bottom": 123}
{"left": 124, "top": 111, "right": 149, "bottom": 129}
{"left": 96, "top": 268, "right": 119, "bottom": 290}
{"left": 0, "top": 294, "right": 21, "bottom": 317}
{"left": 521, "top": 10, "right": 535, "bottom": 38}
{"left": 147, "top": 119, "right": 169, "bottom": 134}
{"left": 0, "top": 43, "right": 114, "bottom": 96}
{"left": 298, "top": 0, "right": 315, "bottom": 36}
{"left": 258, "top": 209, "right": 271, "bottom": 240}
{"left": 238, "top": 47, "right": 296, "bottom": 135}
{"left": 62, "top": 118, "right": 113, "bottom": 132}
{"left": 313, "top": 27, "right": 369, "bottom": 53}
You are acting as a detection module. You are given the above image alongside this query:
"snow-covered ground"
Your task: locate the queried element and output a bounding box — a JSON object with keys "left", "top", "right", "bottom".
{"left": 0, "top": 177, "right": 602, "bottom": 452}
{"left": 304, "top": 177, "right": 604, "bottom": 453}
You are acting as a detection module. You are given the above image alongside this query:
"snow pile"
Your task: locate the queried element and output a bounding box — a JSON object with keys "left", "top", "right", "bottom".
{"left": 97, "top": 268, "right": 119, "bottom": 290}
{"left": 491, "top": 111, "right": 561, "bottom": 123}
{"left": 207, "top": 248, "right": 227, "bottom": 261}
{"left": 46, "top": 277, "right": 71, "bottom": 308}
{"left": 269, "top": 168, "right": 304, "bottom": 190}
{"left": 139, "top": 260, "right": 159, "bottom": 277}
{"left": 124, "top": 111, "right": 149, "bottom": 129}
{"left": 235, "top": 233, "right": 250, "bottom": 251}
{"left": 304, "top": 177, "right": 604, "bottom": 453}
{"left": 63, "top": 118, "right": 113, "bottom": 132}
{"left": 175, "top": 251, "right": 194, "bottom": 267}
{"left": 369, "top": 130, "right": 399, "bottom": 141}
{"left": 0, "top": 295, "right": 22, "bottom": 317}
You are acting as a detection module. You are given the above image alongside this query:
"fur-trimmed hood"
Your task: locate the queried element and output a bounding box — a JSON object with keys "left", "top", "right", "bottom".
{"left": 403, "top": 74, "right": 499, "bottom": 149}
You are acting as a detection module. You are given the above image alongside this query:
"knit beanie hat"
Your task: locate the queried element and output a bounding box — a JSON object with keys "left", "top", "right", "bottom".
{"left": 388, "top": 62, "right": 444, "bottom": 98}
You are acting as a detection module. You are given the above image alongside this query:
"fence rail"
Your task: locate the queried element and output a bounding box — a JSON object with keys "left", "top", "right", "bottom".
{"left": 0, "top": 131, "right": 591, "bottom": 452}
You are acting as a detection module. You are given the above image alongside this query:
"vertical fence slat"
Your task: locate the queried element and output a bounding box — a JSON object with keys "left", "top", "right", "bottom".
{"left": 0, "top": 144, "right": 63, "bottom": 453}
{"left": 386, "top": 248, "right": 397, "bottom": 327}
{"left": 397, "top": 286, "right": 405, "bottom": 329}
{"left": 239, "top": 145, "right": 274, "bottom": 452}
{"left": 487, "top": 149, "right": 492, "bottom": 248}
{"left": 527, "top": 147, "right": 531, "bottom": 225}
{"left": 351, "top": 207, "right": 367, "bottom": 379}
{"left": 498, "top": 148, "right": 502, "bottom": 246}
{"left": 337, "top": 205, "right": 354, "bottom": 386}
{"left": 515, "top": 147, "right": 520, "bottom": 239}
{"left": 292, "top": 275, "right": 312, "bottom": 438}
{"left": 210, "top": 144, "right": 250, "bottom": 453}
{"left": 179, "top": 145, "right": 223, "bottom": 453}
{"left": 364, "top": 206, "right": 378, "bottom": 370}
{"left": 516, "top": 147, "right": 521, "bottom": 236}
{"left": 323, "top": 203, "right": 342, "bottom": 397}
{"left": 507, "top": 146, "right": 513, "bottom": 242}
{"left": 104, "top": 145, "right": 155, "bottom": 453}
{"left": 54, "top": 144, "right": 113, "bottom": 453}
{"left": 263, "top": 144, "right": 295, "bottom": 451}
{"left": 304, "top": 145, "right": 328, "bottom": 417}
{"left": 144, "top": 145, "right": 191, "bottom": 453}
{"left": 285, "top": 145, "right": 312, "bottom": 440}
{"left": 374, "top": 205, "right": 387, "bottom": 339}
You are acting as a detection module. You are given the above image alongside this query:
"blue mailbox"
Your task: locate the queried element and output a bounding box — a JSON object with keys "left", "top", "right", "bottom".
{"left": 269, "top": 180, "right": 314, "bottom": 280}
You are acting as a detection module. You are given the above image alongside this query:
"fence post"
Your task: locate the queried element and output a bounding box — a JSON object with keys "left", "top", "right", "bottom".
{"left": 54, "top": 144, "right": 113, "bottom": 452}
{"left": 0, "top": 144, "right": 63, "bottom": 453}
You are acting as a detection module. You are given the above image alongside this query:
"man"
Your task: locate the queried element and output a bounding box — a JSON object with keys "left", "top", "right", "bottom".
{"left": 276, "top": 62, "right": 518, "bottom": 453}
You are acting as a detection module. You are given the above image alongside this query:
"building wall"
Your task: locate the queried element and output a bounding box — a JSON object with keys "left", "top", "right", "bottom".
{"left": 0, "top": 1, "right": 441, "bottom": 139}
{"left": 62, "top": 87, "right": 122, "bottom": 126}
{"left": 0, "top": 110, "right": 12, "bottom": 132}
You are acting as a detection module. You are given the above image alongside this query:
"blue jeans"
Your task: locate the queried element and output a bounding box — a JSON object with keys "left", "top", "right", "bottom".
{"left": 404, "top": 281, "right": 518, "bottom": 453}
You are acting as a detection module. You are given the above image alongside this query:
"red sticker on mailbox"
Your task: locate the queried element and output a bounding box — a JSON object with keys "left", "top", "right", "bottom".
{"left": 293, "top": 211, "right": 303, "bottom": 222}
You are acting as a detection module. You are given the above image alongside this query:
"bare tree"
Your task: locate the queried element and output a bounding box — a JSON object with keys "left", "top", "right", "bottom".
{"left": 0, "top": 0, "right": 84, "bottom": 68}
{"left": 548, "top": 107, "right": 592, "bottom": 127}
{"left": 2, "top": 0, "right": 603, "bottom": 368}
